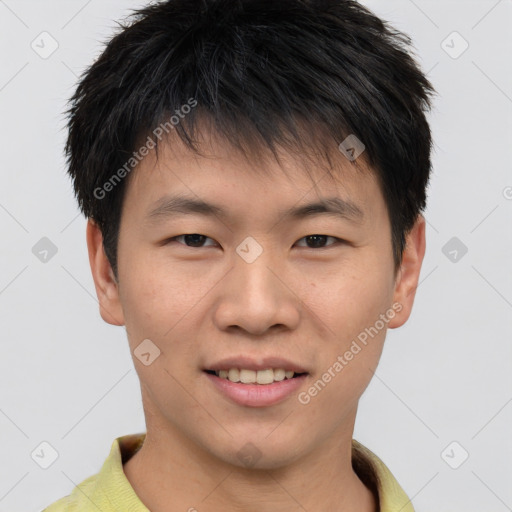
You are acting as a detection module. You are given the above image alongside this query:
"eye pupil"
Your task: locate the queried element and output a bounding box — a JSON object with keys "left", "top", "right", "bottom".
{"left": 306, "top": 235, "right": 327, "bottom": 248}
{"left": 184, "top": 234, "right": 206, "bottom": 247}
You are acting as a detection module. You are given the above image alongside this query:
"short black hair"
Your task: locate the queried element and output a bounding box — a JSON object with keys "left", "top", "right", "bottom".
{"left": 65, "top": 0, "right": 436, "bottom": 280}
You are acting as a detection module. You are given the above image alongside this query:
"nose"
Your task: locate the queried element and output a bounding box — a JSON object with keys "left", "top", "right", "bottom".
{"left": 212, "top": 244, "right": 301, "bottom": 336}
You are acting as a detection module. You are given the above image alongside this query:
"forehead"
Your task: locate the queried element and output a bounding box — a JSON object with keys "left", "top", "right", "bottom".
{"left": 123, "top": 128, "right": 381, "bottom": 225}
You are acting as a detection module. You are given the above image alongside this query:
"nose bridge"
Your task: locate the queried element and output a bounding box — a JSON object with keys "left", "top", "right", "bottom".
{"left": 233, "top": 237, "right": 281, "bottom": 305}
{"left": 213, "top": 237, "right": 300, "bottom": 334}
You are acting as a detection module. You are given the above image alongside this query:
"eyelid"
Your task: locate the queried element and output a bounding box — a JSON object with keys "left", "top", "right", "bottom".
{"left": 166, "top": 234, "right": 218, "bottom": 247}
{"left": 163, "top": 234, "right": 345, "bottom": 249}
{"left": 294, "top": 235, "right": 342, "bottom": 248}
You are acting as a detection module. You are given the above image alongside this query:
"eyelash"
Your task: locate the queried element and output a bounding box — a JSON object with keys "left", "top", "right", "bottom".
{"left": 163, "top": 234, "right": 345, "bottom": 249}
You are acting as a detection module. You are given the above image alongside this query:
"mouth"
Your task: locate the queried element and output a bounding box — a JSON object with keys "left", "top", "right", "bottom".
{"left": 203, "top": 368, "right": 309, "bottom": 407}
{"left": 203, "top": 368, "right": 308, "bottom": 385}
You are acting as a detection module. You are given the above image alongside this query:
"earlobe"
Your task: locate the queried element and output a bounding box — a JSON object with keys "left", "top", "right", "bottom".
{"left": 388, "top": 214, "right": 426, "bottom": 329}
{"left": 86, "top": 218, "right": 125, "bottom": 326}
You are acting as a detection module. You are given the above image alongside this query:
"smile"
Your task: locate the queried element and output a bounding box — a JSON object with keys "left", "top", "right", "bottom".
{"left": 204, "top": 370, "right": 308, "bottom": 407}
{"left": 207, "top": 368, "right": 306, "bottom": 384}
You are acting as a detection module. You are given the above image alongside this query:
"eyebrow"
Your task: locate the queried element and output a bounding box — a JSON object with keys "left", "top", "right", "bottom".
{"left": 145, "top": 193, "right": 365, "bottom": 225}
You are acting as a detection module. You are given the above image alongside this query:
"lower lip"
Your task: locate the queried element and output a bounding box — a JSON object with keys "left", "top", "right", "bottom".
{"left": 204, "top": 372, "right": 308, "bottom": 407}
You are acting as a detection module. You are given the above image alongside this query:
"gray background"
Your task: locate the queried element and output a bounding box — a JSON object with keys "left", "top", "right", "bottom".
{"left": 0, "top": 1, "right": 511, "bottom": 511}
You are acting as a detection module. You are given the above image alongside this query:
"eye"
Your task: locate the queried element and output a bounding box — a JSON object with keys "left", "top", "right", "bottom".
{"left": 294, "top": 235, "right": 342, "bottom": 249}
{"left": 165, "top": 234, "right": 218, "bottom": 248}
{"left": 163, "top": 234, "right": 344, "bottom": 250}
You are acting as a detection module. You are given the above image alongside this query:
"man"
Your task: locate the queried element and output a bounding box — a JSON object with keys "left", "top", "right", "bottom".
{"left": 44, "top": 0, "right": 435, "bottom": 510}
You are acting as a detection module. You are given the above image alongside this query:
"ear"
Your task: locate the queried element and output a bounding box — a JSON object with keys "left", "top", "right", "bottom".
{"left": 86, "top": 218, "right": 125, "bottom": 326}
{"left": 388, "top": 214, "right": 426, "bottom": 329}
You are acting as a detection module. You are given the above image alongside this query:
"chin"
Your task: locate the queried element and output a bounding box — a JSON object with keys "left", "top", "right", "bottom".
{"left": 211, "top": 435, "right": 307, "bottom": 471}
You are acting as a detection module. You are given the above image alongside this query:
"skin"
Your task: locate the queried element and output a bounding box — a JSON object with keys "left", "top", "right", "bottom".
{"left": 87, "top": 130, "right": 426, "bottom": 512}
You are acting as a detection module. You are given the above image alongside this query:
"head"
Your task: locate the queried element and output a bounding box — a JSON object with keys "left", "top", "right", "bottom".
{"left": 67, "top": 0, "right": 435, "bottom": 469}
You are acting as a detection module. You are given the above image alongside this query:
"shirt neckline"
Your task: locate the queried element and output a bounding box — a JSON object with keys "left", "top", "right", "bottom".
{"left": 96, "top": 433, "right": 414, "bottom": 512}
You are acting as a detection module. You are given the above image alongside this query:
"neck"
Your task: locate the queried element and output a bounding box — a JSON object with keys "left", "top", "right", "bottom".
{"left": 123, "top": 419, "right": 377, "bottom": 512}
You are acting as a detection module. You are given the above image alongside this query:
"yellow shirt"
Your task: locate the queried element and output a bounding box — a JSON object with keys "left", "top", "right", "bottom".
{"left": 42, "top": 433, "right": 414, "bottom": 512}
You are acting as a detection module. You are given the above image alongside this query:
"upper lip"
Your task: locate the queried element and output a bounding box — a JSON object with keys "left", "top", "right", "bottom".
{"left": 204, "top": 355, "right": 309, "bottom": 373}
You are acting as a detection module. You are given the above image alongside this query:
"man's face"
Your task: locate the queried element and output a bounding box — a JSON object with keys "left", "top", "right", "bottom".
{"left": 90, "top": 133, "right": 422, "bottom": 469}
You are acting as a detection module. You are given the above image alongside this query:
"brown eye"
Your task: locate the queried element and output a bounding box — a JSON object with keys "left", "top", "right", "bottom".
{"left": 295, "top": 235, "right": 341, "bottom": 249}
{"left": 166, "top": 234, "right": 217, "bottom": 247}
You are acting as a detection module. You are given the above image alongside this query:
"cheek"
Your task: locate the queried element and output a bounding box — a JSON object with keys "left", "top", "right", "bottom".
{"left": 119, "top": 253, "right": 201, "bottom": 331}
{"left": 298, "top": 254, "right": 394, "bottom": 400}
{"left": 118, "top": 269, "right": 203, "bottom": 411}
{"left": 302, "top": 262, "right": 393, "bottom": 341}
{"left": 300, "top": 317, "right": 389, "bottom": 426}
{"left": 117, "top": 257, "right": 221, "bottom": 377}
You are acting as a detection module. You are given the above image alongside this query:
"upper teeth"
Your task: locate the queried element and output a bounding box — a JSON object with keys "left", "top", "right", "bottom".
{"left": 215, "top": 368, "right": 296, "bottom": 384}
